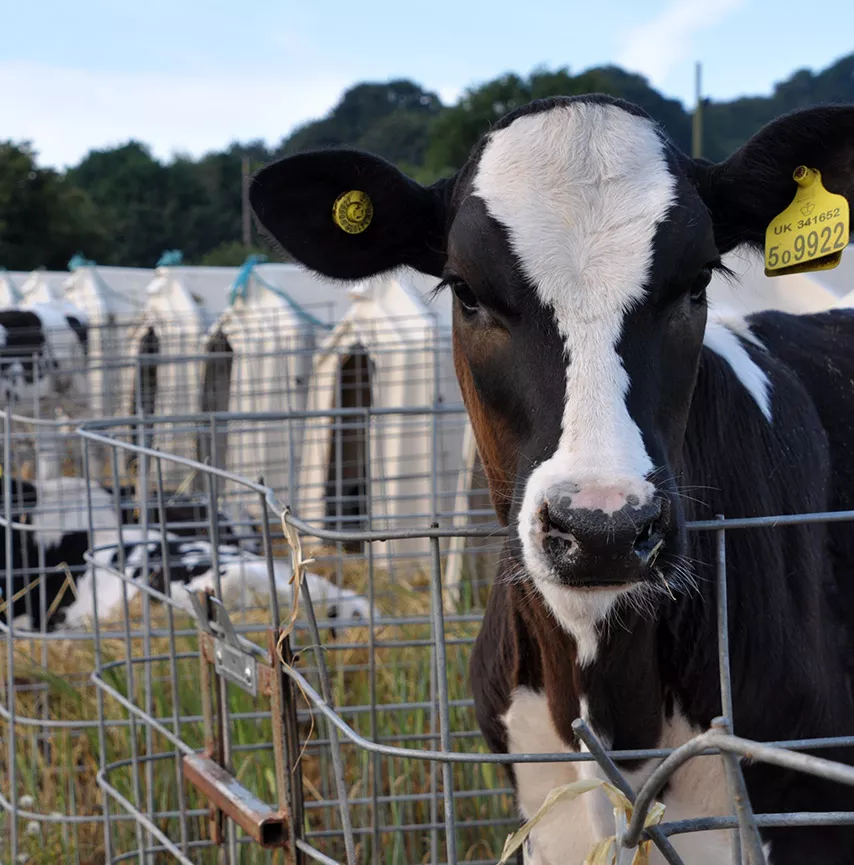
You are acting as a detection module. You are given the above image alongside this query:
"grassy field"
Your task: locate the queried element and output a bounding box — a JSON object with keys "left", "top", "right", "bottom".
{"left": 1, "top": 555, "right": 514, "bottom": 865}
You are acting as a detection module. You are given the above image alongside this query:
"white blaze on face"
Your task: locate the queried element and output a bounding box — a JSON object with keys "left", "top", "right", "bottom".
{"left": 472, "top": 102, "right": 677, "bottom": 650}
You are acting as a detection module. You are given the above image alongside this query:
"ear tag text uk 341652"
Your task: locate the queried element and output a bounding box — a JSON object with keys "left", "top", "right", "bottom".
{"left": 764, "top": 166, "right": 849, "bottom": 277}
{"left": 332, "top": 190, "right": 373, "bottom": 235}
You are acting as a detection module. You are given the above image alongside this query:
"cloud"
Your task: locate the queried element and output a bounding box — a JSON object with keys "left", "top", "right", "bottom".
{"left": 617, "top": 0, "right": 745, "bottom": 88}
{"left": 2, "top": 61, "right": 349, "bottom": 168}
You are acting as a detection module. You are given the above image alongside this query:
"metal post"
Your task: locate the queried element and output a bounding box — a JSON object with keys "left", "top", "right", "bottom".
{"left": 299, "top": 573, "right": 357, "bottom": 865}
{"left": 205, "top": 471, "right": 238, "bottom": 865}
{"left": 364, "top": 432, "right": 381, "bottom": 865}
{"left": 429, "top": 635, "right": 440, "bottom": 865}
{"left": 83, "top": 437, "right": 114, "bottom": 861}
{"left": 136, "top": 412, "right": 156, "bottom": 865}
{"left": 429, "top": 530, "right": 457, "bottom": 863}
{"left": 260, "top": 496, "right": 306, "bottom": 865}
{"left": 4, "top": 405, "right": 18, "bottom": 862}
{"left": 110, "top": 448, "right": 146, "bottom": 864}
{"left": 155, "top": 460, "right": 190, "bottom": 856}
{"left": 716, "top": 519, "right": 766, "bottom": 864}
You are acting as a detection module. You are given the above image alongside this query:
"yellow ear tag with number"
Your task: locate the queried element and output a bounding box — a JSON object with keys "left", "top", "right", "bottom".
{"left": 764, "top": 166, "right": 849, "bottom": 277}
{"left": 332, "top": 190, "right": 373, "bottom": 235}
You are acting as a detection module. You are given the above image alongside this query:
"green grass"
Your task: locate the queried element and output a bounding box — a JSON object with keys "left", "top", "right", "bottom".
{"left": 2, "top": 558, "right": 514, "bottom": 865}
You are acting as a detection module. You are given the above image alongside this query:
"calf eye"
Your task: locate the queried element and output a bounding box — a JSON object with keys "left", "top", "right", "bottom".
{"left": 690, "top": 267, "right": 713, "bottom": 302}
{"left": 446, "top": 279, "right": 480, "bottom": 315}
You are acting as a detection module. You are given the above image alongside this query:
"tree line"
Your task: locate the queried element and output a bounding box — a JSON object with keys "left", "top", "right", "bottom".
{"left": 3, "top": 53, "right": 853, "bottom": 271}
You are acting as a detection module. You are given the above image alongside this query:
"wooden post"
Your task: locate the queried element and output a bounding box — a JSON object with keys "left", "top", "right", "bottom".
{"left": 241, "top": 155, "right": 252, "bottom": 247}
{"left": 692, "top": 62, "right": 704, "bottom": 159}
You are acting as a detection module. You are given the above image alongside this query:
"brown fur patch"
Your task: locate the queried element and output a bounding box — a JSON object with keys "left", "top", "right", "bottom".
{"left": 452, "top": 329, "right": 517, "bottom": 525}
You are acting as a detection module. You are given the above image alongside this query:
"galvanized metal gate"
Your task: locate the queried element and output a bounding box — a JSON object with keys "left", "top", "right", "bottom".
{"left": 4, "top": 413, "right": 854, "bottom": 865}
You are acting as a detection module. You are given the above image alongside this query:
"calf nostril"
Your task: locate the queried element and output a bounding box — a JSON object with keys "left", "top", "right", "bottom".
{"left": 539, "top": 500, "right": 574, "bottom": 538}
{"left": 636, "top": 519, "right": 656, "bottom": 545}
{"left": 632, "top": 500, "right": 669, "bottom": 563}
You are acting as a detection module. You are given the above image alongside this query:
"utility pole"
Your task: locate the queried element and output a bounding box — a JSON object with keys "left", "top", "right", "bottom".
{"left": 692, "top": 62, "right": 704, "bottom": 159}
{"left": 241, "top": 155, "right": 252, "bottom": 247}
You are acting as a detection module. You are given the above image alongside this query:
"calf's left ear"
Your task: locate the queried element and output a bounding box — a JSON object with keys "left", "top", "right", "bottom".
{"left": 249, "top": 148, "right": 455, "bottom": 280}
{"left": 694, "top": 105, "right": 854, "bottom": 254}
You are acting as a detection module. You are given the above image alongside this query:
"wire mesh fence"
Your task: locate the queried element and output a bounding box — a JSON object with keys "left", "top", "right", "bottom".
{"left": 0, "top": 399, "right": 497, "bottom": 865}
{"left": 4, "top": 412, "right": 854, "bottom": 864}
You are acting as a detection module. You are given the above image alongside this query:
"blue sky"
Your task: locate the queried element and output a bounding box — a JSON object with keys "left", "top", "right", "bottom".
{"left": 4, "top": 0, "right": 853, "bottom": 168}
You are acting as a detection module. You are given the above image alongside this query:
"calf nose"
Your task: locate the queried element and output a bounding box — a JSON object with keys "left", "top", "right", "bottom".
{"left": 540, "top": 484, "right": 666, "bottom": 565}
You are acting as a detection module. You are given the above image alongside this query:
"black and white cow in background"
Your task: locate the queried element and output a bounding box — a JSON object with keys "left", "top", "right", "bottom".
{"left": 0, "top": 303, "right": 89, "bottom": 406}
{"left": 2, "top": 474, "right": 375, "bottom": 635}
{"left": 249, "top": 99, "right": 854, "bottom": 863}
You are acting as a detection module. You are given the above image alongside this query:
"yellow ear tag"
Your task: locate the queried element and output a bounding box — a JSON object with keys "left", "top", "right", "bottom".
{"left": 332, "top": 190, "right": 373, "bottom": 235}
{"left": 764, "top": 166, "right": 849, "bottom": 277}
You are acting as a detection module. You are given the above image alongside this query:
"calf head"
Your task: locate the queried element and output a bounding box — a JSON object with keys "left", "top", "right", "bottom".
{"left": 251, "top": 96, "right": 854, "bottom": 639}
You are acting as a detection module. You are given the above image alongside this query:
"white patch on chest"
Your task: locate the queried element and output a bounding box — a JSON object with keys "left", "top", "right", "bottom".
{"left": 502, "top": 688, "right": 764, "bottom": 865}
{"left": 703, "top": 317, "right": 772, "bottom": 421}
{"left": 534, "top": 584, "right": 624, "bottom": 667}
{"left": 501, "top": 687, "right": 598, "bottom": 864}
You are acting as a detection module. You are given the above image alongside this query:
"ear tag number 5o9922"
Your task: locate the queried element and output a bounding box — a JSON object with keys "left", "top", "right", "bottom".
{"left": 764, "top": 166, "right": 849, "bottom": 277}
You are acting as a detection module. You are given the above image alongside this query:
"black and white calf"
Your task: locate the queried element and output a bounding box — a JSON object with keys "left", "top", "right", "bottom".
{"left": 104, "top": 484, "right": 262, "bottom": 553}
{"left": 0, "top": 303, "right": 88, "bottom": 405}
{"left": 61, "top": 528, "right": 375, "bottom": 634}
{"left": 2, "top": 476, "right": 374, "bottom": 634}
{"left": 250, "top": 99, "right": 854, "bottom": 863}
{"left": 0, "top": 476, "right": 115, "bottom": 630}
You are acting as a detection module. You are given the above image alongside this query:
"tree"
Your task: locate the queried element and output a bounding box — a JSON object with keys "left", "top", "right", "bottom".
{"left": 702, "top": 54, "right": 854, "bottom": 161}
{"left": 426, "top": 73, "right": 529, "bottom": 174}
{"left": 68, "top": 142, "right": 176, "bottom": 266}
{"left": 281, "top": 79, "right": 442, "bottom": 163}
{"left": 6, "top": 52, "right": 854, "bottom": 271}
{"left": 67, "top": 141, "right": 277, "bottom": 267}
{"left": 0, "top": 141, "right": 108, "bottom": 270}
{"left": 425, "top": 66, "right": 693, "bottom": 175}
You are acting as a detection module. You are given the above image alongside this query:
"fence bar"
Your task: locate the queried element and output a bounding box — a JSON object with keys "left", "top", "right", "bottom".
{"left": 155, "top": 459, "right": 191, "bottom": 856}
{"left": 84, "top": 437, "right": 115, "bottom": 860}
{"left": 300, "top": 583, "right": 358, "bottom": 865}
{"left": 429, "top": 530, "right": 458, "bottom": 864}
{"left": 712, "top": 514, "right": 765, "bottom": 865}
{"left": 572, "top": 719, "right": 686, "bottom": 865}
{"left": 3, "top": 405, "right": 18, "bottom": 861}
{"left": 715, "top": 518, "right": 766, "bottom": 864}
{"left": 624, "top": 731, "right": 854, "bottom": 849}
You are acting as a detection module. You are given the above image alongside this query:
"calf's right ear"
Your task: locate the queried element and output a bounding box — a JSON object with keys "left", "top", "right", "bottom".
{"left": 694, "top": 105, "right": 854, "bottom": 254}
{"left": 249, "top": 149, "right": 454, "bottom": 280}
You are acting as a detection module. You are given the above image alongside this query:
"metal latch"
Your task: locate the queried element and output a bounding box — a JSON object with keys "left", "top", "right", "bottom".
{"left": 182, "top": 587, "right": 305, "bottom": 852}
{"left": 213, "top": 638, "right": 257, "bottom": 695}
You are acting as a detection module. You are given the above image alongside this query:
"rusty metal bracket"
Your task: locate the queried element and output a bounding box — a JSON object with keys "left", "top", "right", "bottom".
{"left": 182, "top": 587, "right": 294, "bottom": 851}
{"left": 183, "top": 754, "right": 289, "bottom": 847}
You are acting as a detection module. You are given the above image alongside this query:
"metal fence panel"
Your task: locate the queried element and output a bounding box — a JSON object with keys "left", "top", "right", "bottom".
{"left": 3, "top": 408, "right": 854, "bottom": 865}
